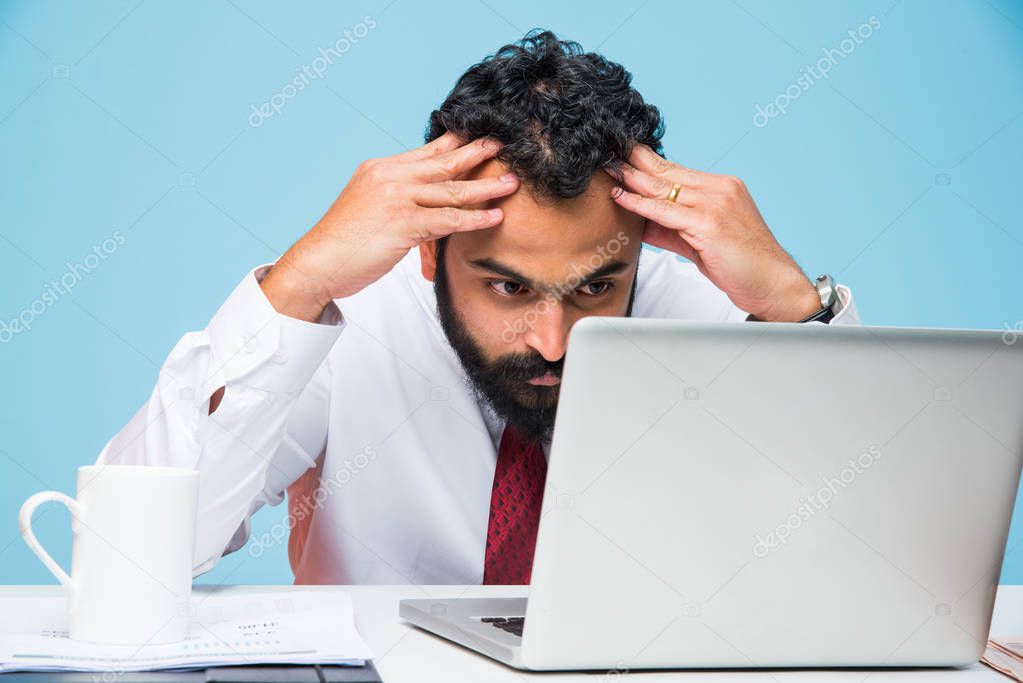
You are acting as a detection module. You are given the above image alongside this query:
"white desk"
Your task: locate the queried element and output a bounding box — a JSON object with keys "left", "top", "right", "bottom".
{"left": 4, "top": 585, "right": 1020, "bottom": 681}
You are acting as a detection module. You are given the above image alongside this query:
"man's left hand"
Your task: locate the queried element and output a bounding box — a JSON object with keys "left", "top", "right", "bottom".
{"left": 609, "top": 144, "right": 821, "bottom": 323}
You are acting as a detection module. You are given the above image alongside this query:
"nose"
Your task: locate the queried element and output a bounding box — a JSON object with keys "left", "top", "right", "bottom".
{"left": 522, "top": 300, "right": 571, "bottom": 363}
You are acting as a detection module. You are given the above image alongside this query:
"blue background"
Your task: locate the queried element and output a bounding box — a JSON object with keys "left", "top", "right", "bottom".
{"left": 1, "top": 0, "right": 1022, "bottom": 586}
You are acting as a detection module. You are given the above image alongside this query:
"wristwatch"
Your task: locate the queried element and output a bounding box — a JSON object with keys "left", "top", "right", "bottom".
{"left": 745, "top": 274, "right": 839, "bottom": 323}
{"left": 802, "top": 273, "right": 839, "bottom": 323}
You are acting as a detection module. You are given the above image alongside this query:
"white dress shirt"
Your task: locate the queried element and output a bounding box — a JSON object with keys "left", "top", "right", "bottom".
{"left": 97, "top": 247, "right": 860, "bottom": 584}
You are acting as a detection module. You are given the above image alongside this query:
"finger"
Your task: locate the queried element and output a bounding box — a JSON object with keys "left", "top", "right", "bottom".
{"left": 409, "top": 206, "right": 504, "bottom": 240}
{"left": 410, "top": 136, "right": 504, "bottom": 183}
{"left": 643, "top": 222, "right": 700, "bottom": 263}
{"left": 628, "top": 144, "right": 713, "bottom": 190}
{"left": 632, "top": 144, "right": 746, "bottom": 195}
{"left": 611, "top": 163, "right": 702, "bottom": 207}
{"left": 412, "top": 174, "right": 519, "bottom": 208}
{"left": 611, "top": 186, "right": 702, "bottom": 236}
{"left": 390, "top": 131, "right": 463, "bottom": 163}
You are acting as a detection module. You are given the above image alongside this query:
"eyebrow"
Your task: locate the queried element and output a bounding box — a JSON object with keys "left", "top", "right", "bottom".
{"left": 468, "top": 257, "right": 630, "bottom": 290}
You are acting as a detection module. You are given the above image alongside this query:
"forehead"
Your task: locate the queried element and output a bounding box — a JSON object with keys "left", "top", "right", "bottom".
{"left": 449, "top": 158, "right": 644, "bottom": 270}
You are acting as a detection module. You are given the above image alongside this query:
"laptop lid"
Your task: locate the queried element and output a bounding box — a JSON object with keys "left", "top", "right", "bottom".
{"left": 522, "top": 318, "right": 1023, "bottom": 670}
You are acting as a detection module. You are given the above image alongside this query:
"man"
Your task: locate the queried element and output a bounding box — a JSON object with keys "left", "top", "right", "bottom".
{"left": 98, "top": 31, "right": 860, "bottom": 585}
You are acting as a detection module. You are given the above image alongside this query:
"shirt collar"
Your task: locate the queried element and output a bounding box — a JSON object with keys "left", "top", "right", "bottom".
{"left": 480, "top": 401, "right": 552, "bottom": 460}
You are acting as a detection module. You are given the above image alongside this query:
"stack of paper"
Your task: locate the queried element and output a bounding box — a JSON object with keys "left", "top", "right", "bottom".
{"left": 0, "top": 590, "right": 373, "bottom": 673}
{"left": 983, "top": 637, "right": 1023, "bottom": 681}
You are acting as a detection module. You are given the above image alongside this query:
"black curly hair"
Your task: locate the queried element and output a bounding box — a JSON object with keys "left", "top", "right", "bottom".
{"left": 426, "top": 30, "right": 664, "bottom": 202}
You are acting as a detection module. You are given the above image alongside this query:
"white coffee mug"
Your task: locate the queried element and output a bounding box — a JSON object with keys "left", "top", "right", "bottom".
{"left": 19, "top": 464, "right": 199, "bottom": 645}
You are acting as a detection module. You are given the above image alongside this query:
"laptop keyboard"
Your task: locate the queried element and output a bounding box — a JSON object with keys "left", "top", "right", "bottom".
{"left": 481, "top": 616, "right": 525, "bottom": 636}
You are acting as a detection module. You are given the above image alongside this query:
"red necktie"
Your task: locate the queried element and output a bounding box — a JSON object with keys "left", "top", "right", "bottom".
{"left": 482, "top": 425, "right": 548, "bottom": 584}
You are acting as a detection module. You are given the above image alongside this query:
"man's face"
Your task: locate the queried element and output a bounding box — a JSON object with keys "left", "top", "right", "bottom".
{"left": 423, "top": 159, "right": 645, "bottom": 442}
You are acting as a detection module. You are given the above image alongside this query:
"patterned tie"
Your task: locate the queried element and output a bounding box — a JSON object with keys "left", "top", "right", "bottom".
{"left": 482, "top": 424, "right": 548, "bottom": 584}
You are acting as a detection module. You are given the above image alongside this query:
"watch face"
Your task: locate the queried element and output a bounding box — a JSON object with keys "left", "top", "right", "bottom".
{"left": 815, "top": 274, "right": 837, "bottom": 308}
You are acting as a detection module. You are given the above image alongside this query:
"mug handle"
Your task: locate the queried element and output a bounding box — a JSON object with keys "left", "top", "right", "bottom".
{"left": 19, "top": 491, "right": 82, "bottom": 587}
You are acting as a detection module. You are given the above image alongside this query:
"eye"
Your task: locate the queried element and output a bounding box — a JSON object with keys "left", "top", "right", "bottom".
{"left": 488, "top": 280, "right": 528, "bottom": 296}
{"left": 578, "top": 281, "right": 613, "bottom": 296}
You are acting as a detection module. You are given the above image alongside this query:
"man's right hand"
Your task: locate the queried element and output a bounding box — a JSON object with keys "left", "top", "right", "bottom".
{"left": 260, "top": 132, "right": 518, "bottom": 322}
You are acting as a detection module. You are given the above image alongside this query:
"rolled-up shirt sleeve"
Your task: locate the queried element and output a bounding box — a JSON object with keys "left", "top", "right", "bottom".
{"left": 97, "top": 265, "right": 343, "bottom": 576}
{"left": 818, "top": 282, "right": 859, "bottom": 325}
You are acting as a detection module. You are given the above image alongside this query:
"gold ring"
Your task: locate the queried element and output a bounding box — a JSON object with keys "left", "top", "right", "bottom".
{"left": 666, "top": 183, "right": 682, "bottom": 203}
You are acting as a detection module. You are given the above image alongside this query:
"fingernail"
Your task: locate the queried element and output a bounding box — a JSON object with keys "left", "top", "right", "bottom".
{"left": 488, "top": 208, "right": 502, "bottom": 219}
{"left": 499, "top": 173, "right": 517, "bottom": 183}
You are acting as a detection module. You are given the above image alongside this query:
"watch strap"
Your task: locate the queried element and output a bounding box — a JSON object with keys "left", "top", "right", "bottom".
{"left": 744, "top": 307, "right": 835, "bottom": 323}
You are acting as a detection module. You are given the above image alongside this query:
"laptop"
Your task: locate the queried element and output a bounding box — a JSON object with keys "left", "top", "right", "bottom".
{"left": 400, "top": 317, "right": 1023, "bottom": 671}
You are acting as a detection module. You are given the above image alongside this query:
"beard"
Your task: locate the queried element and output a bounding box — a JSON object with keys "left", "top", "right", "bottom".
{"left": 432, "top": 239, "right": 637, "bottom": 444}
